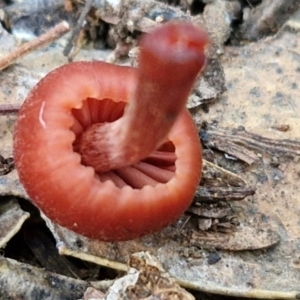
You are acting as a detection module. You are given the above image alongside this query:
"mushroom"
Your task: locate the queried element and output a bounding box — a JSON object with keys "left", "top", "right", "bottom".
{"left": 13, "top": 22, "right": 208, "bottom": 241}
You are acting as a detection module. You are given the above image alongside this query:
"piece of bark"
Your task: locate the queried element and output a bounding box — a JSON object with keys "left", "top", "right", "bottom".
{"left": 203, "top": 126, "right": 300, "bottom": 157}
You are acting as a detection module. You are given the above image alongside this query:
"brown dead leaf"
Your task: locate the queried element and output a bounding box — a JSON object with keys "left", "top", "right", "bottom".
{"left": 0, "top": 256, "right": 89, "bottom": 299}
{"left": 0, "top": 197, "right": 29, "bottom": 248}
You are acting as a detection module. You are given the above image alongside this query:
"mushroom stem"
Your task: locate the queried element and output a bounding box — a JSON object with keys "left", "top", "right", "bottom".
{"left": 76, "top": 22, "right": 208, "bottom": 172}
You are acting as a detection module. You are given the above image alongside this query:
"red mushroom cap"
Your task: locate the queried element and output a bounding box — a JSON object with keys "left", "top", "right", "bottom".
{"left": 13, "top": 22, "right": 208, "bottom": 241}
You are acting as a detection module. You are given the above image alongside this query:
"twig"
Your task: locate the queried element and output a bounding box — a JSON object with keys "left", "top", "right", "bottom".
{"left": 0, "top": 21, "right": 70, "bottom": 71}
{"left": 63, "top": 0, "right": 94, "bottom": 60}
{"left": 0, "top": 104, "right": 21, "bottom": 114}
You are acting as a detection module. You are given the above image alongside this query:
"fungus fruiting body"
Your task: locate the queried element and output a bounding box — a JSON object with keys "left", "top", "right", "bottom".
{"left": 13, "top": 22, "right": 208, "bottom": 241}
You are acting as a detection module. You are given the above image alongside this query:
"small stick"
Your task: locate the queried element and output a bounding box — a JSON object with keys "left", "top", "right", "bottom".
{"left": 0, "top": 104, "right": 21, "bottom": 114}
{"left": 0, "top": 21, "right": 70, "bottom": 71}
{"left": 63, "top": 0, "right": 94, "bottom": 60}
